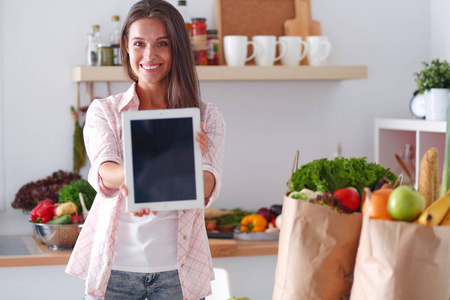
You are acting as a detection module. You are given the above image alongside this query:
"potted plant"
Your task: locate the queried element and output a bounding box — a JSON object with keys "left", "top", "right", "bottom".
{"left": 414, "top": 59, "right": 450, "bottom": 121}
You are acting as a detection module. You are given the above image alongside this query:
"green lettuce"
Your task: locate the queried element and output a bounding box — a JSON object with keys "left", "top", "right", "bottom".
{"left": 58, "top": 179, "right": 96, "bottom": 213}
{"left": 289, "top": 157, "right": 397, "bottom": 198}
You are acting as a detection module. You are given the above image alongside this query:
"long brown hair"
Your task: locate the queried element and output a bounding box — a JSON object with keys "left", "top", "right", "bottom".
{"left": 120, "top": 0, "right": 200, "bottom": 109}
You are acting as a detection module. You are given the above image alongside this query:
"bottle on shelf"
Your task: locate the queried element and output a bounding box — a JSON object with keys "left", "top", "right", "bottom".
{"left": 176, "top": 0, "right": 192, "bottom": 35}
{"left": 110, "top": 15, "right": 121, "bottom": 44}
{"left": 394, "top": 144, "right": 415, "bottom": 186}
{"left": 110, "top": 15, "right": 122, "bottom": 65}
{"left": 87, "top": 25, "right": 101, "bottom": 66}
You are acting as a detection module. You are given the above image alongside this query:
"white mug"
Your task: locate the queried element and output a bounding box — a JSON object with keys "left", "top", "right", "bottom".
{"left": 252, "top": 35, "right": 286, "bottom": 66}
{"left": 424, "top": 89, "right": 450, "bottom": 121}
{"left": 306, "top": 36, "right": 332, "bottom": 66}
{"left": 223, "top": 35, "right": 258, "bottom": 67}
{"left": 279, "top": 36, "right": 308, "bottom": 66}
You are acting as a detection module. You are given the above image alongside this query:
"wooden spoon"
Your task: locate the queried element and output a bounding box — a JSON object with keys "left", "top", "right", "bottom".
{"left": 78, "top": 193, "right": 90, "bottom": 220}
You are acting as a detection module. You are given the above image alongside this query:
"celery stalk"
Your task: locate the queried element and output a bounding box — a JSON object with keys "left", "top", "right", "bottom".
{"left": 441, "top": 107, "right": 450, "bottom": 197}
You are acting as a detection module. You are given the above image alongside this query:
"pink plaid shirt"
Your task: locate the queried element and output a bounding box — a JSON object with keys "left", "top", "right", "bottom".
{"left": 65, "top": 83, "right": 225, "bottom": 300}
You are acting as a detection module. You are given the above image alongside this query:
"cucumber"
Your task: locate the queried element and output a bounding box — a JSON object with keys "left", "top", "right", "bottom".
{"left": 47, "top": 214, "right": 71, "bottom": 225}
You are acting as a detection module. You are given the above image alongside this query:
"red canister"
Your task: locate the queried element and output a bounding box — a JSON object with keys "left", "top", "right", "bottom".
{"left": 191, "top": 18, "right": 207, "bottom": 65}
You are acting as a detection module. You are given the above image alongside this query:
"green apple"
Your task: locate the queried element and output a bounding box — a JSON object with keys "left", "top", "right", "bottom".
{"left": 387, "top": 186, "right": 425, "bottom": 221}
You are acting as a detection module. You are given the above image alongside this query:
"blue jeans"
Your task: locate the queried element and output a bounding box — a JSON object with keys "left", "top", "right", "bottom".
{"left": 83, "top": 269, "right": 205, "bottom": 300}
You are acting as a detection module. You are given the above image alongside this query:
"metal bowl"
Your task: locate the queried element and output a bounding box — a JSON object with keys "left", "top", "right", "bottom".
{"left": 31, "top": 221, "right": 82, "bottom": 250}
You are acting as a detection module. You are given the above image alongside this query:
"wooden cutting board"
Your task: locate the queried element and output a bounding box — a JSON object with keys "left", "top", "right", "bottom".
{"left": 215, "top": 0, "right": 296, "bottom": 65}
{"left": 215, "top": 0, "right": 322, "bottom": 65}
{"left": 284, "top": 0, "right": 321, "bottom": 64}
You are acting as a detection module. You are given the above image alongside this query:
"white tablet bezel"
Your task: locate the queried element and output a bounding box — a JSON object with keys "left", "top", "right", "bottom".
{"left": 122, "top": 108, "right": 204, "bottom": 212}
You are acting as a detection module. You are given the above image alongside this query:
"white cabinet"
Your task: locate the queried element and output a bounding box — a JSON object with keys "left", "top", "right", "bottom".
{"left": 375, "top": 118, "right": 446, "bottom": 188}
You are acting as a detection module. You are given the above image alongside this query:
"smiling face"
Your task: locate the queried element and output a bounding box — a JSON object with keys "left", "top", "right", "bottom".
{"left": 125, "top": 17, "right": 172, "bottom": 89}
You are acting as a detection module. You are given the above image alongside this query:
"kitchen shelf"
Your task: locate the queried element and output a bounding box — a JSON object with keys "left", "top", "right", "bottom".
{"left": 72, "top": 65, "right": 368, "bottom": 82}
{"left": 375, "top": 118, "right": 447, "bottom": 188}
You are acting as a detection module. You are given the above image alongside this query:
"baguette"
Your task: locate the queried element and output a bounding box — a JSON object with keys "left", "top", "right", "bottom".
{"left": 418, "top": 147, "right": 439, "bottom": 207}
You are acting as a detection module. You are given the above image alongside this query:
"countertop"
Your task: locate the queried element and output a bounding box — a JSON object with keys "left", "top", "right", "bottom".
{"left": 0, "top": 235, "right": 278, "bottom": 268}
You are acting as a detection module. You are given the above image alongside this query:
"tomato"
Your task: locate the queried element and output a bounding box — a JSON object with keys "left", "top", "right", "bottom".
{"left": 333, "top": 188, "right": 360, "bottom": 211}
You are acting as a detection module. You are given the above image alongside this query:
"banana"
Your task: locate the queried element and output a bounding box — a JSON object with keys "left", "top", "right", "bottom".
{"left": 440, "top": 205, "right": 450, "bottom": 226}
{"left": 416, "top": 192, "right": 450, "bottom": 226}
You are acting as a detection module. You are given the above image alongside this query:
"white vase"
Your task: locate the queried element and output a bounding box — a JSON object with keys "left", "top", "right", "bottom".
{"left": 424, "top": 88, "right": 450, "bottom": 121}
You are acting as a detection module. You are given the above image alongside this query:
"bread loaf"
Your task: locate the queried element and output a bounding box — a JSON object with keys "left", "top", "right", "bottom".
{"left": 418, "top": 147, "right": 439, "bottom": 207}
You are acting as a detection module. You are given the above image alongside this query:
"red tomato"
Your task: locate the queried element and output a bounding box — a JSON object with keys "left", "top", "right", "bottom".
{"left": 333, "top": 188, "right": 360, "bottom": 211}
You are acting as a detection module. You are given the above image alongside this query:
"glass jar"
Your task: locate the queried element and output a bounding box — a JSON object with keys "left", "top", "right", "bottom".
{"left": 98, "top": 44, "right": 114, "bottom": 66}
{"left": 207, "top": 29, "right": 219, "bottom": 65}
{"left": 191, "top": 18, "right": 207, "bottom": 65}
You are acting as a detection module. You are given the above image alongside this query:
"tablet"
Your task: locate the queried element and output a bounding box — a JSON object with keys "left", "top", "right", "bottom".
{"left": 122, "top": 108, "right": 204, "bottom": 212}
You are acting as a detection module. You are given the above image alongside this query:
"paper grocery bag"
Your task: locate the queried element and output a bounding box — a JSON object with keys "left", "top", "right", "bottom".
{"left": 273, "top": 194, "right": 363, "bottom": 300}
{"left": 350, "top": 217, "right": 450, "bottom": 300}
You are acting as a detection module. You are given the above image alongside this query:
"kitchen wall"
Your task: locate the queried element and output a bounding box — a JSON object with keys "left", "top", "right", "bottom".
{"left": 0, "top": 0, "right": 442, "bottom": 299}
{"left": 431, "top": 0, "right": 450, "bottom": 61}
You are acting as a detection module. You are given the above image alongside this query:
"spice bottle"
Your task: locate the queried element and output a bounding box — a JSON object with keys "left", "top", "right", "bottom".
{"left": 191, "top": 18, "right": 207, "bottom": 65}
{"left": 87, "top": 25, "right": 101, "bottom": 66}
{"left": 207, "top": 29, "right": 219, "bottom": 65}
{"left": 176, "top": 0, "right": 192, "bottom": 35}
{"left": 110, "top": 15, "right": 122, "bottom": 65}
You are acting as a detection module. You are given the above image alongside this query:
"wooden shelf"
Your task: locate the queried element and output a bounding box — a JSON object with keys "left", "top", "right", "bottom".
{"left": 72, "top": 65, "right": 368, "bottom": 82}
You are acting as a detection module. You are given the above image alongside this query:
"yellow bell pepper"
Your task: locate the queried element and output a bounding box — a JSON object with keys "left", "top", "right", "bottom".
{"left": 240, "top": 214, "right": 268, "bottom": 232}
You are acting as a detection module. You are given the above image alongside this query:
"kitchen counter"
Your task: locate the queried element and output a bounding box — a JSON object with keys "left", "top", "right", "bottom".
{"left": 0, "top": 235, "right": 278, "bottom": 268}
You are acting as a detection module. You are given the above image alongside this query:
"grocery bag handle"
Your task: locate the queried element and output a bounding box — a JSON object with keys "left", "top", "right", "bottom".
{"left": 286, "top": 150, "right": 300, "bottom": 194}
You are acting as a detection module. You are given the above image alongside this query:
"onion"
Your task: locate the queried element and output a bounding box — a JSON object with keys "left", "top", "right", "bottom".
{"left": 256, "top": 207, "right": 272, "bottom": 222}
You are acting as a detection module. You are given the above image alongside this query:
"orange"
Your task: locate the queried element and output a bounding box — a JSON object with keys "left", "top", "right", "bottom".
{"left": 362, "top": 188, "right": 393, "bottom": 220}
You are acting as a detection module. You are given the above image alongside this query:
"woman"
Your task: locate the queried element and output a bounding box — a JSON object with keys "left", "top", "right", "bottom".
{"left": 65, "top": 1, "right": 226, "bottom": 299}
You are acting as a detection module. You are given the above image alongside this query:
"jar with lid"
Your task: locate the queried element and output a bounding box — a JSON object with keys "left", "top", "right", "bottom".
{"left": 87, "top": 25, "right": 101, "bottom": 66}
{"left": 206, "top": 29, "right": 219, "bottom": 65}
{"left": 191, "top": 18, "right": 207, "bottom": 65}
{"left": 98, "top": 44, "right": 114, "bottom": 66}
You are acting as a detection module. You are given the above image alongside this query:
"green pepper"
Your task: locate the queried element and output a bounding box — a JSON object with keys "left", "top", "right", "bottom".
{"left": 47, "top": 214, "right": 72, "bottom": 225}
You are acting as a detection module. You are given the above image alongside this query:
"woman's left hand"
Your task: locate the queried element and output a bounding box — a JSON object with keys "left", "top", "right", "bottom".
{"left": 196, "top": 121, "right": 207, "bottom": 157}
{"left": 120, "top": 182, "right": 156, "bottom": 217}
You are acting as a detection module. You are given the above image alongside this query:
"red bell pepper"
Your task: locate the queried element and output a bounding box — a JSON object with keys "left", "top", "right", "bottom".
{"left": 30, "top": 199, "right": 55, "bottom": 223}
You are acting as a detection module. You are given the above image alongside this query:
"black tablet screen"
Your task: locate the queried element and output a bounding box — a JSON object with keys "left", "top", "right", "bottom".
{"left": 130, "top": 117, "right": 197, "bottom": 203}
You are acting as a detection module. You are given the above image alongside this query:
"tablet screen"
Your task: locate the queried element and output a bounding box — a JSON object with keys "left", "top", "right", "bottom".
{"left": 130, "top": 117, "right": 197, "bottom": 203}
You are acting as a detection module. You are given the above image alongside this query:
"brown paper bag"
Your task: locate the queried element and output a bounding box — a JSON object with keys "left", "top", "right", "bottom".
{"left": 273, "top": 194, "right": 363, "bottom": 300}
{"left": 350, "top": 217, "right": 450, "bottom": 300}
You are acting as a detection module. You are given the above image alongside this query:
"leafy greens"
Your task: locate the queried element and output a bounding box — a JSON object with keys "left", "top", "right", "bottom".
{"left": 289, "top": 157, "right": 397, "bottom": 197}
{"left": 58, "top": 179, "right": 96, "bottom": 214}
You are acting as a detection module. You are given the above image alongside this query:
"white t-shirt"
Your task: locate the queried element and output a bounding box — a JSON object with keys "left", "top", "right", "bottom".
{"left": 112, "top": 199, "right": 178, "bottom": 273}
